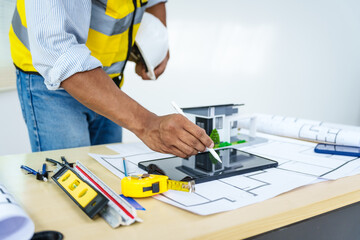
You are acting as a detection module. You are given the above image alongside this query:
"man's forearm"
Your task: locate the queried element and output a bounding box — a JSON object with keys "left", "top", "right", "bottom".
{"left": 60, "top": 68, "right": 156, "bottom": 137}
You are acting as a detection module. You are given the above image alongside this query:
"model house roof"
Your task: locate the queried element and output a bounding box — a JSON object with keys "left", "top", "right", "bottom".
{"left": 182, "top": 104, "right": 243, "bottom": 117}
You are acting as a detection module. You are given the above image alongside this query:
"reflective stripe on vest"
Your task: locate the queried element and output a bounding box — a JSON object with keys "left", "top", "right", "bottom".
{"left": 9, "top": 0, "right": 148, "bottom": 85}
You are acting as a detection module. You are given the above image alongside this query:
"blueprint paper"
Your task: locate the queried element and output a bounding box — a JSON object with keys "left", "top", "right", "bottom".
{"left": 0, "top": 184, "right": 34, "bottom": 240}
{"left": 239, "top": 132, "right": 360, "bottom": 181}
{"left": 90, "top": 136, "right": 360, "bottom": 215}
{"left": 107, "top": 142, "right": 154, "bottom": 156}
{"left": 89, "top": 150, "right": 173, "bottom": 178}
{"left": 155, "top": 168, "right": 316, "bottom": 215}
{"left": 238, "top": 114, "right": 360, "bottom": 147}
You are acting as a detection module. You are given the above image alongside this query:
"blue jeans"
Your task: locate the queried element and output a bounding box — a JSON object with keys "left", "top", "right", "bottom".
{"left": 16, "top": 69, "right": 122, "bottom": 152}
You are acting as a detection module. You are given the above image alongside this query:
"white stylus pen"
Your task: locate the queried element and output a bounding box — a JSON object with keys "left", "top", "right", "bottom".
{"left": 171, "top": 101, "right": 222, "bottom": 163}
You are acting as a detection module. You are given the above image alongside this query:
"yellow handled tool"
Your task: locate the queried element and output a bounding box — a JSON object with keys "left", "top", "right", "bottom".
{"left": 52, "top": 165, "right": 108, "bottom": 219}
{"left": 121, "top": 174, "right": 195, "bottom": 198}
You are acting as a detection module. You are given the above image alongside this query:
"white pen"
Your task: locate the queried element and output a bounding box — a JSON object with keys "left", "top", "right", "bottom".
{"left": 171, "top": 101, "right": 222, "bottom": 163}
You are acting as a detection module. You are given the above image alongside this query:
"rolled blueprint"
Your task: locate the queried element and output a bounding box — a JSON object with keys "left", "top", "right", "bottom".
{"left": 238, "top": 114, "right": 360, "bottom": 147}
{"left": 0, "top": 184, "right": 34, "bottom": 240}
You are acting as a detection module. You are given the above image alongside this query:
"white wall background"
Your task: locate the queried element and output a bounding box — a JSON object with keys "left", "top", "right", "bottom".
{"left": 0, "top": 90, "right": 31, "bottom": 155}
{"left": 1, "top": 0, "right": 360, "bottom": 155}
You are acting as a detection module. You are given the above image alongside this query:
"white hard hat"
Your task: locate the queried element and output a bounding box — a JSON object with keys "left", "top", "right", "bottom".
{"left": 135, "top": 12, "right": 169, "bottom": 80}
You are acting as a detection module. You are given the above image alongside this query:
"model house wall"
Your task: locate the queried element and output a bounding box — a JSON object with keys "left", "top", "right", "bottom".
{"left": 183, "top": 104, "right": 243, "bottom": 143}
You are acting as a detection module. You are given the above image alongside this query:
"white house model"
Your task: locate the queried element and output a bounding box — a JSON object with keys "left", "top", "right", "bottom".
{"left": 182, "top": 104, "right": 257, "bottom": 144}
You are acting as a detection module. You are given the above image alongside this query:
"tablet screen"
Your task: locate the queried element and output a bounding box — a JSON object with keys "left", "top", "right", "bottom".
{"left": 138, "top": 148, "right": 278, "bottom": 183}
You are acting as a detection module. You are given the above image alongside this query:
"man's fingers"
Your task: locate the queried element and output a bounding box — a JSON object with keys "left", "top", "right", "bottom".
{"left": 154, "top": 62, "right": 166, "bottom": 79}
{"left": 162, "top": 145, "right": 189, "bottom": 159}
{"left": 183, "top": 121, "right": 214, "bottom": 148}
{"left": 135, "top": 62, "right": 151, "bottom": 80}
{"left": 178, "top": 130, "right": 207, "bottom": 153}
{"left": 174, "top": 138, "right": 199, "bottom": 157}
{"left": 154, "top": 51, "right": 169, "bottom": 79}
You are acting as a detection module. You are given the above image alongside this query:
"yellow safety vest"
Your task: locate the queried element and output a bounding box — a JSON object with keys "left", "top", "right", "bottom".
{"left": 9, "top": 0, "right": 148, "bottom": 87}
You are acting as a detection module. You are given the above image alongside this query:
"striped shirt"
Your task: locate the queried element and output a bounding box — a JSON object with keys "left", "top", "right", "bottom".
{"left": 25, "top": 0, "right": 165, "bottom": 90}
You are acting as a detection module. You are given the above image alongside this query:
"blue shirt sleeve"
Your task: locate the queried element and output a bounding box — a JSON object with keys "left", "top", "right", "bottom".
{"left": 146, "top": 0, "right": 167, "bottom": 9}
{"left": 25, "top": 0, "right": 102, "bottom": 90}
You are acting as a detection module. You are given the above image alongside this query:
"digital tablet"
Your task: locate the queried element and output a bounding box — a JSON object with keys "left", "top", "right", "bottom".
{"left": 138, "top": 148, "right": 278, "bottom": 183}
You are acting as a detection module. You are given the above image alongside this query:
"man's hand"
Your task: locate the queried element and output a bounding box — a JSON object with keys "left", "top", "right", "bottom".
{"left": 135, "top": 51, "right": 170, "bottom": 80}
{"left": 138, "top": 113, "right": 214, "bottom": 158}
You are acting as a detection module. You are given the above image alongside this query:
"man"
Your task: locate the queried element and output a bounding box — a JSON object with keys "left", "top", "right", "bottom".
{"left": 9, "top": 0, "right": 214, "bottom": 158}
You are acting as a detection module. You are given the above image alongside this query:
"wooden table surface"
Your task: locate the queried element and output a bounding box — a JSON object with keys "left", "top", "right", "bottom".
{"left": 1, "top": 144, "right": 360, "bottom": 240}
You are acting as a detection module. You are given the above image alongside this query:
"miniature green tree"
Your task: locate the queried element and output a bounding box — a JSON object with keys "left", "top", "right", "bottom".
{"left": 210, "top": 129, "right": 220, "bottom": 145}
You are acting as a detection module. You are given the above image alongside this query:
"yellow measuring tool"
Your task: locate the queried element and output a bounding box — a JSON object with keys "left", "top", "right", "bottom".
{"left": 121, "top": 174, "right": 195, "bottom": 198}
{"left": 52, "top": 165, "right": 108, "bottom": 219}
{"left": 52, "top": 162, "right": 141, "bottom": 227}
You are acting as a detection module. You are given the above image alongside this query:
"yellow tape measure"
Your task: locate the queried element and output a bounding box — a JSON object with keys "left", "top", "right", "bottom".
{"left": 121, "top": 174, "right": 195, "bottom": 198}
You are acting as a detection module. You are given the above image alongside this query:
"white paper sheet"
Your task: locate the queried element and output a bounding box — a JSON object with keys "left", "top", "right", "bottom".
{"left": 0, "top": 184, "right": 34, "bottom": 240}
{"left": 90, "top": 137, "right": 360, "bottom": 215}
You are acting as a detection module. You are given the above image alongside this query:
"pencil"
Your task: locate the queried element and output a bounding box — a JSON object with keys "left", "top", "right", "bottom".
{"left": 123, "top": 157, "right": 128, "bottom": 177}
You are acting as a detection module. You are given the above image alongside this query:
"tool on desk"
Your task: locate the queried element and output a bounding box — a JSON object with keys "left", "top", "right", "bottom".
{"left": 46, "top": 158, "right": 63, "bottom": 167}
{"left": 52, "top": 164, "right": 109, "bottom": 219}
{"left": 61, "top": 156, "right": 74, "bottom": 167}
{"left": 314, "top": 143, "right": 360, "bottom": 157}
{"left": 171, "top": 101, "right": 222, "bottom": 163}
{"left": 46, "top": 157, "right": 66, "bottom": 173}
{"left": 74, "top": 161, "right": 142, "bottom": 227}
{"left": 123, "top": 157, "right": 128, "bottom": 177}
{"left": 46, "top": 157, "right": 75, "bottom": 173}
{"left": 32, "top": 231, "right": 64, "bottom": 240}
{"left": 20, "top": 165, "right": 48, "bottom": 182}
{"left": 121, "top": 174, "right": 195, "bottom": 198}
{"left": 120, "top": 194, "right": 146, "bottom": 211}
{"left": 41, "top": 163, "right": 49, "bottom": 179}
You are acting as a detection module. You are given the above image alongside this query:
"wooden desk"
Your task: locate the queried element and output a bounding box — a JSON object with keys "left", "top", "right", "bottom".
{"left": 1, "top": 145, "right": 360, "bottom": 239}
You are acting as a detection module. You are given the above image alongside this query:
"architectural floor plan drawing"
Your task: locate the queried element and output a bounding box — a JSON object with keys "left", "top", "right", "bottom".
{"left": 90, "top": 134, "right": 360, "bottom": 215}
{"left": 154, "top": 167, "right": 316, "bottom": 215}
{"left": 90, "top": 148, "right": 173, "bottom": 178}
{"left": 239, "top": 133, "right": 360, "bottom": 181}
